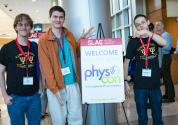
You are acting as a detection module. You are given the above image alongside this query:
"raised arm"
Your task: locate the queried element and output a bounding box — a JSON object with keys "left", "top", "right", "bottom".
{"left": 136, "top": 30, "right": 167, "bottom": 46}
{"left": 78, "top": 27, "right": 95, "bottom": 40}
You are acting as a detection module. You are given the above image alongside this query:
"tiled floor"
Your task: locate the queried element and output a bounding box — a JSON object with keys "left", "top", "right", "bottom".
{"left": 0, "top": 85, "right": 178, "bottom": 125}
{"left": 117, "top": 84, "right": 178, "bottom": 125}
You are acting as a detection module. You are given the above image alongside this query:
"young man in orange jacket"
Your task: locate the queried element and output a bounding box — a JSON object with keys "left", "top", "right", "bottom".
{"left": 38, "top": 6, "right": 92, "bottom": 125}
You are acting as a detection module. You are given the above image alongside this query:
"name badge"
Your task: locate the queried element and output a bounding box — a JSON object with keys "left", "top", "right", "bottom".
{"left": 23, "top": 77, "right": 33, "bottom": 85}
{"left": 142, "top": 68, "right": 151, "bottom": 77}
{"left": 61, "top": 67, "right": 70, "bottom": 76}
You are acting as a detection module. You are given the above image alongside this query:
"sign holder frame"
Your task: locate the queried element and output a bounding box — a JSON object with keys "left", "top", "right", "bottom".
{"left": 83, "top": 23, "right": 129, "bottom": 125}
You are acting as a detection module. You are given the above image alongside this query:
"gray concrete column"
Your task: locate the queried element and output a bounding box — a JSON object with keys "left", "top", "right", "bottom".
{"left": 60, "top": 0, "right": 112, "bottom": 39}
{"left": 51, "top": 0, "right": 58, "bottom": 6}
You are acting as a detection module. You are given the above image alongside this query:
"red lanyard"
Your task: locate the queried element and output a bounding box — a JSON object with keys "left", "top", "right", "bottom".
{"left": 139, "top": 37, "right": 151, "bottom": 68}
{"left": 16, "top": 38, "right": 31, "bottom": 76}
{"left": 53, "top": 32, "right": 66, "bottom": 64}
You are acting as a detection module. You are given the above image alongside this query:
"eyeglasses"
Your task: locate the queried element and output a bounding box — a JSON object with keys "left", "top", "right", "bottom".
{"left": 17, "top": 23, "right": 31, "bottom": 27}
{"left": 135, "top": 21, "right": 146, "bottom": 28}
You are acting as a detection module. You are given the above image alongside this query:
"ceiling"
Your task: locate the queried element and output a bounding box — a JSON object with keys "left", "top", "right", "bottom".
{"left": 0, "top": 0, "right": 53, "bottom": 38}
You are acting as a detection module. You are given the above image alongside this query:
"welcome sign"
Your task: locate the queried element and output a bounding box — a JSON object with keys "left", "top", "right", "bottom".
{"left": 80, "top": 38, "right": 125, "bottom": 104}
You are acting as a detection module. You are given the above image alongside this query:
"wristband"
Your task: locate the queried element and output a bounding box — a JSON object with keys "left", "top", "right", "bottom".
{"left": 151, "top": 33, "right": 154, "bottom": 39}
{"left": 124, "top": 79, "right": 129, "bottom": 82}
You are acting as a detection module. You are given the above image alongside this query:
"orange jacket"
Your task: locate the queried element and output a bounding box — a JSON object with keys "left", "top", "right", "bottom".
{"left": 38, "top": 27, "right": 80, "bottom": 94}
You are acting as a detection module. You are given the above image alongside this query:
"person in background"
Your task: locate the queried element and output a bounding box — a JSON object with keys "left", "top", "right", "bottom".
{"left": 0, "top": 13, "right": 41, "bottom": 125}
{"left": 155, "top": 21, "right": 175, "bottom": 103}
{"left": 124, "top": 14, "right": 167, "bottom": 125}
{"left": 148, "top": 23, "right": 154, "bottom": 32}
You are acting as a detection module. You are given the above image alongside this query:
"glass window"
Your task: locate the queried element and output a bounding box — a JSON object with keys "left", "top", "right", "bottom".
{"left": 114, "top": 0, "right": 120, "bottom": 11}
{"left": 123, "top": 0, "right": 128, "bottom": 7}
{"left": 116, "top": 30, "right": 122, "bottom": 38}
{"left": 111, "top": 0, "right": 120, "bottom": 13}
{"left": 112, "top": 32, "right": 115, "bottom": 38}
{"left": 110, "top": 0, "right": 133, "bottom": 55}
{"left": 116, "top": 12, "right": 122, "bottom": 28}
{"left": 124, "top": 27, "right": 130, "bottom": 47}
{"left": 111, "top": 0, "right": 114, "bottom": 14}
{"left": 111, "top": 16, "right": 116, "bottom": 29}
{"left": 123, "top": 9, "right": 129, "bottom": 25}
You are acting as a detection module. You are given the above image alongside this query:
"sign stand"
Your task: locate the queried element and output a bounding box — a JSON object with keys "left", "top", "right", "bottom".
{"left": 122, "top": 102, "right": 130, "bottom": 125}
{"left": 84, "top": 23, "right": 129, "bottom": 125}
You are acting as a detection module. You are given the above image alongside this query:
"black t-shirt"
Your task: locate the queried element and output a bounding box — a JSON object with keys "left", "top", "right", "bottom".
{"left": 126, "top": 37, "right": 161, "bottom": 89}
{"left": 0, "top": 40, "right": 39, "bottom": 96}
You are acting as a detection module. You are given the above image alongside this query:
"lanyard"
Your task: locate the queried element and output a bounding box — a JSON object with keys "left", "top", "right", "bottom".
{"left": 16, "top": 38, "right": 31, "bottom": 76}
{"left": 139, "top": 37, "right": 151, "bottom": 68}
{"left": 53, "top": 32, "right": 66, "bottom": 64}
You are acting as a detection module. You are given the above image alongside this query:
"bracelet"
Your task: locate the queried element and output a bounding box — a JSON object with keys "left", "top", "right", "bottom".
{"left": 151, "top": 33, "right": 154, "bottom": 39}
{"left": 124, "top": 79, "right": 129, "bottom": 82}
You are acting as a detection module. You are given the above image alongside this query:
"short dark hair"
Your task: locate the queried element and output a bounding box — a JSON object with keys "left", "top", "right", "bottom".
{"left": 148, "top": 23, "right": 154, "bottom": 31}
{"left": 13, "top": 13, "right": 33, "bottom": 30}
{"left": 49, "top": 6, "right": 65, "bottom": 18}
{"left": 133, "top": 14, "right": 147, "bottom": 25}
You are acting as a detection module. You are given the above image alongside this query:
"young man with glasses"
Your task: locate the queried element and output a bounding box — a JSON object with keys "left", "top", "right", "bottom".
{"left": 0, "top": 13, "right": 41, "bottom": 125}
{"left": 124, "top": 14, "right": 167, "bottom": 125}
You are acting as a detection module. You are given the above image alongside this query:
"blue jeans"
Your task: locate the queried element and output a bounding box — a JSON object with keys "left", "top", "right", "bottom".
{"left": 134, "top": 89, "right": 163, "bottom": 125}
{"left": 7, "top": 92, "right": 41, "bottom": 125}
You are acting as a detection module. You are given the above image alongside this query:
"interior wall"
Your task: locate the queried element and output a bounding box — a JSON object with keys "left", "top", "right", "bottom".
{"left": 162, "top": 0, "right": 178, "bottom": 47}
{"left": 146, "top": 0, "right": 162, "bottom": 22}
{"left": 136, "top": 0, "right": 145, "bottom": 15}
{"left": 0, "top": 38, "right": 13, "bottom": 47}
{"left": 164, "top": 0, "right": 178, "bottom": 47}
{"left": 165, "top": 18, "right": 178, "bottom": 47}
{"left": 166, "top": 0, "right": 178, "bottom": 17}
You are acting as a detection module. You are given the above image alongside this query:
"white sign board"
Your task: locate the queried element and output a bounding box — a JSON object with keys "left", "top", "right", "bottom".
{"left": 80, "top": 38, "right": 125, "bottom": 104}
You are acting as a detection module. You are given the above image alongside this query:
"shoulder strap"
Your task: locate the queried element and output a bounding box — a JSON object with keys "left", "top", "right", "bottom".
{"left": 31, "top": 42, "right": 40, "bottom": 81}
